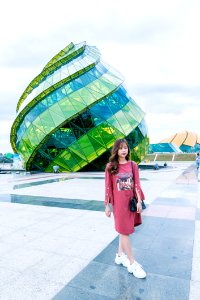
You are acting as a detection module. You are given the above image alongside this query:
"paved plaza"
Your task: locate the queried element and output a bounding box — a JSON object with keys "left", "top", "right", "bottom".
{"left": 0, "top": 162, "right": 199, "bottom": 299}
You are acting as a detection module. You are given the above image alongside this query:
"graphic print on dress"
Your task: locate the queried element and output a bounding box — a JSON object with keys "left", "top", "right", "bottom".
{"left": 116, "top": 172, "right": 133, "bottom": 191}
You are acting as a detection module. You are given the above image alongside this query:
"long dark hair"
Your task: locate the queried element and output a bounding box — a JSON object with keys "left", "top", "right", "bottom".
{"left": 107, "top": 138, "right": 130, "bottom": 174}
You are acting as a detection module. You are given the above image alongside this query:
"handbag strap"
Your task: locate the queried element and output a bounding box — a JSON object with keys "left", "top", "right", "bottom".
{"left": 131, "top": 161, "right": 135, "bottom": 198}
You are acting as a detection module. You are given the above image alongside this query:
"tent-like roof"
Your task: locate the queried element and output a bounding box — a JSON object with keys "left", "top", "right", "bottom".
{"left": 160, "top": 131, "right": 200, "bottom": 147}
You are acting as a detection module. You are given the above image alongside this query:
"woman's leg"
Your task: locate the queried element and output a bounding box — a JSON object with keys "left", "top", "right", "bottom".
{"left": 119, "top": 234, "right": 134, "bottom": 264}
{"left": 118, "top": 234, "right": 123, "bottom": 256}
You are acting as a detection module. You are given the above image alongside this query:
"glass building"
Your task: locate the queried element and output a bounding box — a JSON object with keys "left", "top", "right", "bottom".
{"left": 10, "top": 42, "right": 149, "bottom": 172}
{"left": 149, "top": 143, "right": 182, "bottom": 153}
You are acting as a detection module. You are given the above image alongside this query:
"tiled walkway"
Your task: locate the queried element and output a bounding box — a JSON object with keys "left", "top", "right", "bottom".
{"left": 53, "top": 166, "right": 200, "bottom": 300}
{"left": 0, "top": 163, "right": 199, "bottom": 299}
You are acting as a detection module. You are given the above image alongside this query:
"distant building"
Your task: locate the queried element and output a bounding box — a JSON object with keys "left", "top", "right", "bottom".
{"left": 0, "top": 153, "right": 13, "bottom": 163}
{"left": 149, "top": 143, "right": 182, "bottom": 153}
{"left": 160, "top": 131, "right": 200, "bottom": 153}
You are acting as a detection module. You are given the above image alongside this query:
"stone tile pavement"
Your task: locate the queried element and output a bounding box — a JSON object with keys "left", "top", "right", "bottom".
{"left": 0, "top": 162, "right": 199, "bottom": 299}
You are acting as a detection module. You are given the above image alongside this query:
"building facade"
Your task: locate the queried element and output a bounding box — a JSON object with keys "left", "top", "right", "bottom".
{"left": 10, "top": 42, "right": 149, "bottom": 172}
{"left": 160, "top": 131, "right": 200, "bottom": 153}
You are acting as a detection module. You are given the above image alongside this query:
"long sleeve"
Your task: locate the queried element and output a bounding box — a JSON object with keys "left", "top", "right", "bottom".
{"left": 133, "top": 162, "right": 145, "bottom": 200}
{"left": 104, "top": 163, "right": 114, "bottom": 205}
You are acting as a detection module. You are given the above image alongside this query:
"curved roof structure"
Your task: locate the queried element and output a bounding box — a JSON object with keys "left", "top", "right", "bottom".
{"left": 160, "top": 131, "right": 200, "bottom": 148}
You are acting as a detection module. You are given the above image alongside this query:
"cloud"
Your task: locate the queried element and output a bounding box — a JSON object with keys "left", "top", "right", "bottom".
{"left": 125, "top": 83, "right": 199, "bottom": 117}
{"left": 0, "top": 14, "right": 174, "bottom": 69}
{"left": 0, "top": 0, "right": 200, "bottom": 153}
{"left": 0, "top": 120, "right": 13, "bottom": 153}
{"left": 146, "top": 106, "right": 200, "bottom": 143}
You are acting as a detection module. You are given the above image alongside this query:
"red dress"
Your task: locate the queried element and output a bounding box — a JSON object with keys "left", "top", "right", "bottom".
{"left": 105, "top": 160, "right": 145, "bottom": 235}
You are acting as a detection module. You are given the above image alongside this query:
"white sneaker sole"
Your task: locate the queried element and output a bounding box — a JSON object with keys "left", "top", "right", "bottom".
{"left": 115, "top": 260, "right": 128, "bottom": 267}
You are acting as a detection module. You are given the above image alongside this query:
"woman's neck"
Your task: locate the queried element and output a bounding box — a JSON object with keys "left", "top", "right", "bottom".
{"left": 118, "top": 158, "right": 128, "bottom": 164}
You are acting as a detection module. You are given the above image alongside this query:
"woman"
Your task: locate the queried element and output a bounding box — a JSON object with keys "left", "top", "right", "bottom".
{"left": 105, "top": 138, "right": 146, "bottom": 279}
{"left": 196, "top": 153, "right": 200, "bottom": 170}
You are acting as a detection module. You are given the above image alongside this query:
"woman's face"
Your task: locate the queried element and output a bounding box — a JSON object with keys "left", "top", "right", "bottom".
{"left": 118, "top": 142, "right": 128, "bottom": 159}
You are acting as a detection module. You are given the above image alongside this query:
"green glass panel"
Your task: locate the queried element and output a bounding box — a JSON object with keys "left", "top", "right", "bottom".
{"left": 48, "top": 109, "right": 65, "bottom": 127}
{"left": 18, "top": 141, "right": 29, "bottom": 159}
{"left": 39, "top": 115, "right": 55, "bottom": 133}
{"left": 59, "top": 98, "right": 78, "bottom": 118}
{"left": 40, "top": 109, "right": 56, "bottom": 125}
{"left": 69, "top": 143, "right": 87, "bottom": 161}
{"left": 77, "top": 135, "right": 96, "bottom": 161}
{"left": 87, "top": 127, "right": 107, "bottom": 148}
{"left": 95, "top": 122, "right": 116, "bottom": 148}
{"left": 32, "top": 124, "right": 46, "bottom": 141}
{"left": 22, "top": 131, "right": 32, "bottom": 148}
{"left": 32, "top": 117, "right": 47, "bottom": 134}
{"left": 77, "top": 89, "right": 95, "bottom": 105}
{"left": 87, "top": 134, "right": 105, "bottom": 156}
{"left": 46, "top": 160, "right": 70, "bottom": 172}
{"left": 59, "top": 151, "right": 79, "bottom": 169}
{"left": 58, "top": 150, "right": 80, "bottom": 170}
{"left": 68, "top": 150, "right": 87, "bottom": 168}
{"left": 127, "top": 101, "right": 144, "bottom": 122}
{"left": 60, "top": 150, "right": 72, "bottom": 160}
{"left": 91, "top": 80, "right": 103, "bottom": 91}
{"left": 67, "top": 93, "right": 86, "bottom": 105}
{"left": 55, "top": 158, "right": 72, "bottom": 169}
{"left": 97, "top": 77, "right": 116, "bottom": 91}
{"left": 83, "top": 87, "right": 101, "bottom": 100}
{"left": 122, "top": 106, "right": 138, "bottom": 129}
{"left": 112, "top": 128, "right": 124, "bottom": 140}
{"left": 67, "top": 98, "right": 85, "bottom": 111}
{"left": 114, "top": 110, "right": 132, "bottom": 135}
{"left": 106, "top": 115, "right": 125, "bottom": 134}
{"left": 49, "top": 103, "right": 65, "bottom": 118}
{"left": 26, "top": 124, "right": 40, "bottom": 148}
{"left": 101, "top": 121, "right": 123, "bottom": 146}
{"left": 87, "top": 87, "right": 105, "bottom": 98}
{"left": 22, "top": 138, "right": 32, "bottom": 153}
{"left": 87, "top": 80, "right": 105, "bottom": 94}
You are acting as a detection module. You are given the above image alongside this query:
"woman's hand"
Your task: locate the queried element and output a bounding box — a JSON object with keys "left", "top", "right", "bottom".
{"left": 137, "top": 201, "right": 142, "bottom": 213}
{"left": 105, "top": 204, "right": 111, "bottom": 217}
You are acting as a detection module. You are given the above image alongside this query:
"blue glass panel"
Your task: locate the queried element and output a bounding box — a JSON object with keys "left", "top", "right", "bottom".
{"left": 69, "top": 80, "right": 83, "bottom": 91}
{"left": 50, "top": 93, "right": 58, "bottom": 103}
{"left": 55, "top": 89, "right": 65, "bottom": 101}
{"left": 16, "top": 125, "right": 24, "bottom": 140}
{"left": 106, "top": 92, "right": 128, "bottom": 114}
{"left": 138, "top": 119, "right": 148, "bottom": 136}
{"left": 89, "top": 112, "right": 103, "bottom": 126}
{"left": 96, "top": 63, "right": 107, "bottom": 73}
{"left": 37, "top": 102, "right": 47, "bottom": 115}
{"left": 90, "top": 100, "right": 112, "bottom": 119}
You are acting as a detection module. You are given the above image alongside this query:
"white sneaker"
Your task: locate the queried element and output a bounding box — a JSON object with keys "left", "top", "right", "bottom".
{"left": 115, "top": 253, "right": 130, "bottom": 267}
{"left": 128, "top": 261, "right": 146, "bottom": 278}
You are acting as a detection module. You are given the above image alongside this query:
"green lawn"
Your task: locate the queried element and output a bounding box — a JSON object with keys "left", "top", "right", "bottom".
{"left": 145, "top": 153, "right": 196, "bottom": 162}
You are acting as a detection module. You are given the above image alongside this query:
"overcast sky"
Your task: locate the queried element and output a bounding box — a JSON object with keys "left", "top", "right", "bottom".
{"left": 0, "top": 0, "right": 200, "bottom": 153}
